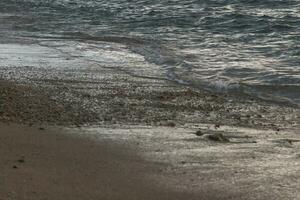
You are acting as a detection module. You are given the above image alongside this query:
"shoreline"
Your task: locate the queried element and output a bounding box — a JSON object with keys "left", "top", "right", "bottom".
{"left": 0, "top": 41, "right": 300, "bottom": 199}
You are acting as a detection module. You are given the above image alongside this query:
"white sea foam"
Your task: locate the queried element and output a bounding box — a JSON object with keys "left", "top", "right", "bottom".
{"left": 209, "top": 80, "right": 240, "bottom": 92}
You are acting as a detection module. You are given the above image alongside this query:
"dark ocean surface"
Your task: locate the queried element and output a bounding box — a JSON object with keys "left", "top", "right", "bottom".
{"left": 1, "top": 0, "right": 300, "bottom": 105}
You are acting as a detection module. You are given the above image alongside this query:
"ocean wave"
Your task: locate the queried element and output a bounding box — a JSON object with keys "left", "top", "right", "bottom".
{"left": 1, "top": 0, "right": 300, "bottom": 105}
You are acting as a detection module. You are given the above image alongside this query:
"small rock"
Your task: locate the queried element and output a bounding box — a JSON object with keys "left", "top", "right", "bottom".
{"left": 38, "top": 127, "right": 45, "bottom": 131}
{"left": 205, "top": 133, "right": 229, "bottom": 142}
{"left": 82, "top": 93, "right": 91, "bottom": 98}
{"left": 214, "top": 124, "right": 220, "bottom": 129}
{"left": 17, "top": 159, "right": 25, "bottom": 163}
{"left": 194, "top": 130, "right": 204, "bottom": 136}
{"left": 12, "top": 165, "right": 18, "bottom": 169}
{"left": 161, "top": 121, "right": 176, "bottom": 127}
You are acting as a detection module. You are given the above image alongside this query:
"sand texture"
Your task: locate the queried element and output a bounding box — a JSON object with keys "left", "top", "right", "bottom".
{"left": 0, "top": 41, "right": 300, "bottom": 200}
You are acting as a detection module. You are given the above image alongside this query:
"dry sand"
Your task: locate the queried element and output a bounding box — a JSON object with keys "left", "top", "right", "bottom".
{"left": 1, "top": 123, "right": 299, "bottom": 200}
{"left": 0, "top": 124, "right": 203, "bottom": 200}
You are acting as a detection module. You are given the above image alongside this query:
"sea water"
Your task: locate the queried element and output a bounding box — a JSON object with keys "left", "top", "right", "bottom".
{"left": 0, "top": 0, "right": 300, "bottom": 106}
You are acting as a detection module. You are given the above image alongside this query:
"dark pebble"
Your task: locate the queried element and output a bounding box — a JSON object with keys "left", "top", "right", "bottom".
{"left": 207, "top": 133, "right": 229, "bottom": 142}
{"left": 214, "top": 124, "right": 220, "bottom": 129}
{"left": 166, "top": 121, "right": 176, "bottom": 127}
{"left": 194, "top": 130, "right": 204, "bottom": 136}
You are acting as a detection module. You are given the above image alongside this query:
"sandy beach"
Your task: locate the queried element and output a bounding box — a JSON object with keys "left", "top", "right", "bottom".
{"left": 0, "top": 41, "right": 300, "bottom": 200}
{"left": 0, "top": 124, "right": 205, "bottom": 200}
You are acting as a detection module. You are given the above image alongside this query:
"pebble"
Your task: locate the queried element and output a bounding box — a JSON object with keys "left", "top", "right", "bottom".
{"left": 205, "top": 133, "right": 229, "bottom": 142}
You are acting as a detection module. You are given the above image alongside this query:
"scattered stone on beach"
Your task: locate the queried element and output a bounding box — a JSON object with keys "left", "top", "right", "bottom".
{"left": 194, "top": 130, "right": 204, "bottom": 136}
{"left": 38, "top": 127, "right": 45, "bottom": 131}
{"left": 204, "top": 133, "right": 230, "bottom": 142}
{"left": 257, "top": 114, "right": 263, "bottom": 118}
{"left": 0, "top": 68, "right": 299, "bottom": 129}
{"left": 12, "top": 165, "right": 18, "bottom": 169}
{"left": 272, "top": 138, "right": 300, "bottom": 145}
{"left": 17, "top": 159, "right": 25, "bottom": 163}
{"left": 159, "top": 121, "right": 176, "bottom": 127}
{"left": 166, "top": 121, "right": 176, "bottom": 127}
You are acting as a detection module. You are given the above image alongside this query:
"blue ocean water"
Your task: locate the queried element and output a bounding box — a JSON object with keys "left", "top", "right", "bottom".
{"left": 1, "top": 0, "right": 300, "bottom": 105}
